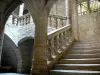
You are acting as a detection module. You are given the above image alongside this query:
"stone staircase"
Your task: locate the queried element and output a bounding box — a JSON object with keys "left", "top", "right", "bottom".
{"left": 50, "top": 40, "right": 100, "bottom": 75}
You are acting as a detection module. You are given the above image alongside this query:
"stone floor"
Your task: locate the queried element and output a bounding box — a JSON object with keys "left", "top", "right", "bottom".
{"left": 0, "top": 73, "right": 29, "bottom": 75}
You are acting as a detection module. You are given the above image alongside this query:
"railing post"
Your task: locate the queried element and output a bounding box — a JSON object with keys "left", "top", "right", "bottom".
{"left": 53, "top": 36, "right": 59, "bottom": 55}
{"left": 12, "top": 16, "right": 15, "bottom": 24}
{"left": 59, "top": 33, "right": 64, "bottom": 51}
{"left": 62, "top": 31, "right": 67, "bottom": 47}
{"left": 28, "top": 15, "right": 30, "bottom": 24}
{"left": 60, "top": 19, "right": 64, "bottom": 27}
{"left": 54, "top": 17, "right": 58, "bottom": 29}
{"left": 47, "top": 39, "right": 53, "bottom": 61}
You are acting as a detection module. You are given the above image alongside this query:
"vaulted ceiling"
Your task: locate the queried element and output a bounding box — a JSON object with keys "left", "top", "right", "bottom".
{"left": 0, "top": 0, "right": 22, "bottom": 25}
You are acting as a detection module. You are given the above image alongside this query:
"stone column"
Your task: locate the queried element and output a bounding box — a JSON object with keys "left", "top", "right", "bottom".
{"left": 65, "top": 0, "right": 70, "bottom": 25}
{"left": 31, "top": 12, "right": 48, "bottom": 75}
{"left": 86, "top": 0, "right": 91, "bottom": 13}
{"left": 0, "top": 12, "right": 5, "bottom": 66}
{"left": 22, "top": 0, "right": 57, "bottom": 75}
{"left": 71, "top": 0, "right": 79, "bottom": 40}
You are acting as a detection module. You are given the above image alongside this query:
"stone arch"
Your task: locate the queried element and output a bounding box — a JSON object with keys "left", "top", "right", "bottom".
{"left": 1, "top": 0, "right": 57, "bottom": 74}
{"left": 18, "top": 37, "right": 34, "bottom": 73}
{"left": 1, "top": 33, "right": 22, "bottom": 73}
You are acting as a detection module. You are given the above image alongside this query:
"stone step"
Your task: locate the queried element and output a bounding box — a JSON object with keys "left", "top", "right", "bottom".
{"left": 50, "top": 70, "right": 100, "bottom": 75}
{"left": 72, "top": 47, "right": 100, "bottom": 50}
{"left": 75, "top": 42, "right": 100, "bottom": 44}
{"left": 67, "top": 49, "right": 100, "bottom": 54}
{"left": 55, "top": 64, "right": 100, "bottom": 70}
{"left": 73, "top": 44, "right": 100, "bottom": 47}
{"left": 76, "top": 41, "right": 100, "bottom": 44}
{"left": 64, "top": 54, "right": 100, "bottom": 59}
{"left": 59, "top": 58, "right": 100, "bottom": 64}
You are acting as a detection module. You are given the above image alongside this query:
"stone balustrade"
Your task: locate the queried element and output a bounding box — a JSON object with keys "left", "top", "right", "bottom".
{"left": 12, "top": 13, "right": 67, "bottom": 28}
{"left": 48, "top": 14, "right": 67, "bottom": 29}
{"left": 12, "top": 13, "right": 33, "bottom": 25}
{"left": 47, "top": 25, "right": 72, "bottom": 68}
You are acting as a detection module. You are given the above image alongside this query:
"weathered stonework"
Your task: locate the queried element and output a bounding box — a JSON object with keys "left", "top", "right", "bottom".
{"left": 78, "top": 12, "right": 100, "bottom": 41}
{"left": 50, "top": 0, "right": 66, "bottom": 16}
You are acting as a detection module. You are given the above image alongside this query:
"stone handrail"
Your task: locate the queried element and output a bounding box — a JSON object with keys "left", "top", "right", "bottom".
{"left": 47, "top": 25, "right": 73, "bottom": 68}
{"left": 12, "top": 13, "right": 67, "bottom": 28}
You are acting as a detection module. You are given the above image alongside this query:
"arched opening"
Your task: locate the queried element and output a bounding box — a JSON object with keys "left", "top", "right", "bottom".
{"left": 18, "top": 37, "right": 34, "bottom": 73}
{"left": 4, "top": 2, "right": 35, "bottom": 73}
{"left": 1, "top": 34, "right": 22, "bottom": 73}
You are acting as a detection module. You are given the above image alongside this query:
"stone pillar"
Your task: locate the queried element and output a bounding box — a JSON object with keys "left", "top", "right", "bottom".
{"left": 65, "top": 0, "right": 70, "bottom": 25}
{"left": 86, "top": 0, "right": 91, "bottom": 13}
{"left": 0, "top": 12, "right": 5, "bottom": 66}
{"left": 22, "top": 0, "right": 57, "bottom": 75}
{"left": 71, "top": 0, "right": 79, "bottom": 40}
{"left": 31, "top": 12, "right": 48, "bottom": 75}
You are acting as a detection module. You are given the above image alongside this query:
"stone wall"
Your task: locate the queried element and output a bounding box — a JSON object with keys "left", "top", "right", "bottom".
{"left": 50, "top": 0, "right": 66, "bottom": 16}
{"left": 78, "top": 12, "right": 100, "bottom": 41}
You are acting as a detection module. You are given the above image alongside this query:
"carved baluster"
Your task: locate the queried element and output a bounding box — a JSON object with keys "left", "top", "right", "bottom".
{"left": 52, "top": 16, "right": 55, "bottom": 28}
{"left": 24, "top": 17, "right": 26, "bottom": 25}
{"left": 28, "top": 15, "right": 30, "bottom": 24}
{"left": 26, "top": 16, "right": 28, "bottom": 25}
{"left": 62, "top": 31, "right": 67, "bottom": 47}
{"left": 59, "top": 33, "right": 63, "bottom": 51}
{"left": 63, "top": 18, "right": 67, "bottom": 26}
{"left": 59, "top": 18, "right": 62, "bottom": 27}
{"left": 22, "top": 18, "right": 24, "bottom": 25}
{"left": 47, "top": 39, "right": 53, "bottom": 61}
{"left": 60, "top": 18, "right": 64, "bottom": 27}
{"left": 48, "top": 16, "right": 51, "bottom": 27}
{"left": 53, "top": 36, "right": 59, "bottom": 55}
{"left": 12, "top": 16, "right": 15, "bottom": 24}
{"left": 54, "top": 17, "right": 58, "bottom": 29}
{"left": 27, "top": 16, "right": 29, "bottom": 24}
{"left": 53, "top": 17, "right": 55, "bottom": 28}
{"left": 68, "top": 29, "right": 72, "bottom": 43}
{"left": 25, "top": 17, "right": 27, "bottom": 25}
{"left": 19, "top": 18, "right": 21, "bottom": 26}
{"left": 20, "top": 18, "right": 22, "bottom": 25}
{"left": 16, "top": 17, "right": 19, "bottom": 25}
{"left": 30, "top": 16, "right": 33, "bottom": 24}
{"left": 65, "top": 30, "right": 69, "bottom": 46}
{"left": 57, "top": 18, "right": 61, "bottom": 28}
{"left": 21, "top": 18, "right": 23, "bottom": 25}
